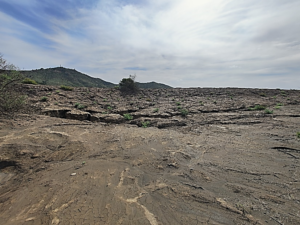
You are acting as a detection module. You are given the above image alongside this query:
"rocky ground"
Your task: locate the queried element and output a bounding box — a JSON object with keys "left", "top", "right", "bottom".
{"left": 0, "top": 85, "right": 300, "bottom": 225}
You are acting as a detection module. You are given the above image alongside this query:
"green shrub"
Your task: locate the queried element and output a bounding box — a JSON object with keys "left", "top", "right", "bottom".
{"left": 297, "top": 132, "right": 300, "bottom": 138}
{"left": 176, "top": 102, "right": 181, "bottom": 106}
{"left": 77, "top": 104, "right": 85, "bottom": 110}
{"left": 22, "top": 78, "right": 37, "bottom": 85}
{"left": 60, "top": 85, "right": 73, "bottom": 91}
{"left": 249, "top": 105, "right": 266, "bottom": 111}
{"left": 180, "top": 109, "right": 189, "bottom": 117}
{"left": 0, "top": 57, "right": 27, "bottom": 115}
{"left": 119, "top": 75, "right": 139, "bottom": 94}
{"left": 123, "top": 113, "right": 133, "bottom": 120}
{"left": 153, "top": 108, "right": 159, "bottom": 113}
{"left": 276, "top": 103, "right": 283, "bottom": 106}
{"left": 107, "top": 106, "right": 112, "bottom": 110}
{"left": 141, "top": 121, "right": 150, "bottom": 128}
{"left": 74, "top": 102, "right": 80, "bottom": 108}
{"left": 264, "top": 109, "right": 273, "bottom": 114}
{"left": 40, "top": 96, "right": 48, "bottom": 102}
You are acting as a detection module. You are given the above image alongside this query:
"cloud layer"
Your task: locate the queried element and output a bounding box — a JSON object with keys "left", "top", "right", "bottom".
{"left": 0, "top": 0, "right": 299, "bottom": 88}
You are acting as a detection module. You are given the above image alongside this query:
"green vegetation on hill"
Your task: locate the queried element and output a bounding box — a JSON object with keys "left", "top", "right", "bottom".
{"left": 21, "top": 67, "right": 172, "bottom": 89}
{"left": 21, "top": 67, "right": 115, "bottom": 88}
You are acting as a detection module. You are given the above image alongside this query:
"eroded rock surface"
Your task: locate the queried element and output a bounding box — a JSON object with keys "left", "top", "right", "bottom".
{"left": 0, "top": 86, "right": 300, "bottom": 225}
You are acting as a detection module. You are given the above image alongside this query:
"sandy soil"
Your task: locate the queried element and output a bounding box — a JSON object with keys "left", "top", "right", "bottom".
{"left": 0, "top": 86, "right": 300, "bottom": 225}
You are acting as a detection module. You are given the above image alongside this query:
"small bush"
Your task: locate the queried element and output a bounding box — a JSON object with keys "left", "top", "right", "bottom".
{"left": 40, "top": 96, "right": 48, "bottom": 102}
{"left": 141, "top": 121, "right": 150, "bottom": 128}
{"left": 264, "top": 109, "right": 273, "bottom": 114}
{"left": 60, "top": 85, "right": 73, "bottom": 91}
{"left": 123, "top": 113, "right": 133, "bottom": 120}
{"left": 276, "top": 103, "right": 283, "bottom": 106}
{"left": 77, "top": 104, "right": 85, "bottom": 110}
{"left": 22, "top": 78, "right": 37, "bottom": 85}
{"left": 297, "top": 132, "right": 300, "bottom": 138}
{"left": 176, "top": 102, "right": 181, "bottom": 106}
{"left": 74, "top": 103, "right": 80, "bottom": 108}
{"left": 153, "top": 108, "right": 159, "bottom": 113}
{"left": 249, "top": 105, "right": 266, "bottom": 111}
{"left": 0, "top": 55, "right": 27, "bottom": 116}
{"left": 180, "top": 109, "right": 189, "bottom": 117}
{"left": 107, "top": 106, "right": 112, "bottom": 110}
{"left": 119, "top": 75, "right": 139, "bottom": 94}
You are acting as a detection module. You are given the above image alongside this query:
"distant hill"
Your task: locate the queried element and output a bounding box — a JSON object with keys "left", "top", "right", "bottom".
{"left": 21, "top": 67, "right": 115, "bottom": 88}
{"left": 21, "top": 67, "right": 172, "bottom": 89}
{"left": 136, "top": 82, "right": 171, "bottom": 89}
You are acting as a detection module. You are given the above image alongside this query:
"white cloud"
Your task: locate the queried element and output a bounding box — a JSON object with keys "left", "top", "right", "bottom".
{"left": 0, "top": 0, "right": 300, "bottom": 88}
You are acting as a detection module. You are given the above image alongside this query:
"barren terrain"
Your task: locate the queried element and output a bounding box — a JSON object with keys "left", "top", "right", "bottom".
{"left": 0, "top": 85, "right": 300, "bottom": 224}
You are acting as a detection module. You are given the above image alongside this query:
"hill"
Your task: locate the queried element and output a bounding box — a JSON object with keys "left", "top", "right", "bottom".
{"left": 136, "top": 81, "right": 171, "bottom": 89}
{"left": 21, "top": 67, "right": 172, "bottom": 89}
{"left": 21, "top": 67, "right": 115, "bottom": 88}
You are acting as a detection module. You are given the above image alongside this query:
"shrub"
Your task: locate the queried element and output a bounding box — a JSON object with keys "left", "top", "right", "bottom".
{"left": 77, "top": 104, "right": 85, "bottom": 110}
{"left": 176, "top": 102, "right": 181, "bottom": 106}
{"left": 249, "top": 105, "right": 266, "bottom": 111}
{"left": 0, "top": 54, "right": 27, "bottom": 116}
{"left": 264, "top": 109, "right": 273, "bottom": 114}
{"left": 40, "top": 96, "right": 48, "bottom": 102}
{"left": 60, "top": 85, "right": 73, "bottom": 91}
{"left": 153, "top": 108, "right": 159, "bottom": 113}
{"left": 123, "top": 113, "right": 133, "bottom": 120}
{"left": 180, "top": 109, "right": 189, "bottom": 117}
{"left": 74, "top": 103, "right": 80, "bottom": 108}
{"left": 119, "top": 75, "right": 139, "bottom": 94}
{"left": 22, "top": 78, "right": 37, "bottom": 85}
{"left": 141, "top": 121, "right": 150, "bottom": 128}
{"left": 297, "top": 132, "right": 300, "bottom": 139}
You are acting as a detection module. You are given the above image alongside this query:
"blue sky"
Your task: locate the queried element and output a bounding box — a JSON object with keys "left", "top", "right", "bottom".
{"left": 0, "top": 0, "right": 299, "bottom": 88}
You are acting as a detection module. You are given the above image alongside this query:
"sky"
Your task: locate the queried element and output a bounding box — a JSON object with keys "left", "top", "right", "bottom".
{"left": 0, "top": 0, "right": 299, "bottom": 88}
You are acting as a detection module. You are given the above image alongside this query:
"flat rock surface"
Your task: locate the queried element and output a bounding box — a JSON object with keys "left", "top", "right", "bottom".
{"left": 0, "top": 86, "right": 300, "bottom": 224}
